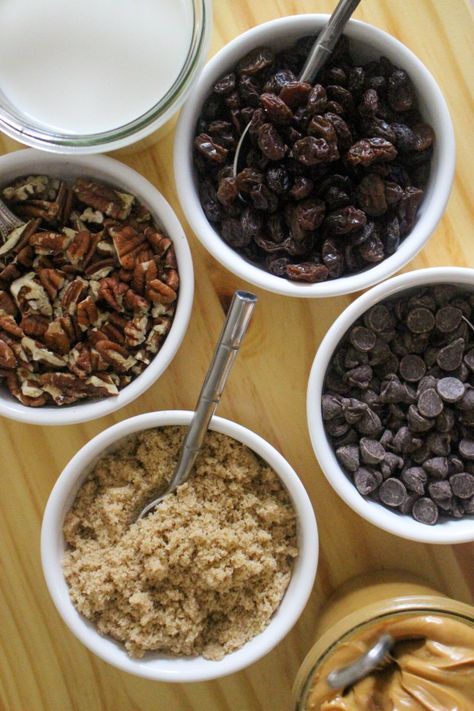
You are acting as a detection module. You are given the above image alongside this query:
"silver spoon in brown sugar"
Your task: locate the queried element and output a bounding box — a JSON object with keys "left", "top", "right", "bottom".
{"left": 232, "top": 0, "right": 362, "bottom": 182}
{"left": 137, "top": 289, "right": 257, "bottom": 519}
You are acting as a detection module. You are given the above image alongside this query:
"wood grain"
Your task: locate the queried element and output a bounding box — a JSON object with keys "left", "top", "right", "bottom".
{"left": 0, "top": 1, "right": 473, "bottom": 709}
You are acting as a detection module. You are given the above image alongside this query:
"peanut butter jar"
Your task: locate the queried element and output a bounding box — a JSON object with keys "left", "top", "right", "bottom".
{"left": 293, "top": 571, "right": 474, "bottom": 711}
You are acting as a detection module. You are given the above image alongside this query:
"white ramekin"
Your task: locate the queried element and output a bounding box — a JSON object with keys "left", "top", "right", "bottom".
{"left": 174, "top": 14, "right": 455, "bottom": 298}
{"left": 0, "top": 149, "right": 193, "bottom": 425}
{"left": 41, "top": 410, "right": 319, "bottom": 682}
{"left": 307, "top": 267, "right": 474, "bottom": 544}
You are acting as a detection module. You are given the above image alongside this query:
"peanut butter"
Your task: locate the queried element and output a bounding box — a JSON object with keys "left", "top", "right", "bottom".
{"left": 306, "top": 613, "right": 474, "bottom": 710}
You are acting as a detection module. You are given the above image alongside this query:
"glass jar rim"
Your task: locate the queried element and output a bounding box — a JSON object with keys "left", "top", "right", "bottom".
{"left": 0, "top": 0, "right": 210, "bottom": 151}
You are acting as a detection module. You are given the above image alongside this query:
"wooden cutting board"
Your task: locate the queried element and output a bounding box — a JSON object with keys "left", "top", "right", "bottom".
{"left": 0, "top": 1, "right": 473, "bottom": 709}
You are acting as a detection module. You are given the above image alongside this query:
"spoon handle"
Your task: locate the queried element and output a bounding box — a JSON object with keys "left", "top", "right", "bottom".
{"left": 168, "top": 290, "right": 257, "bottom": 491}
{"left": 299, "top": 0, "right": 362, "bottom": 83}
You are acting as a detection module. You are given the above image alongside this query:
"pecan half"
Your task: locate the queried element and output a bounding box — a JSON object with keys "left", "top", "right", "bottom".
{"left": 0, "top": 339, "right": 17, "bottom": 368}
{"left": 94, "top": 339, "right": 136, "bottom": 372}
{"left": 146, "top": 278, "right": 177, "bottom": 305}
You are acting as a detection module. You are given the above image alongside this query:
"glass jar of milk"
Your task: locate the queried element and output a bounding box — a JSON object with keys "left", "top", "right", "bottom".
{"left": 0, "top": 0, "right": 211, "bottom": 153}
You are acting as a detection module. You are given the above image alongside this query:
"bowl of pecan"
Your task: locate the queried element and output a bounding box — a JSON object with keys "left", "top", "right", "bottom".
{"left": 41, "top": 409, "right": 318, "bottom": 681}
{"left": 307, "top": 267, "right": 474, "bottom": 544}
{"left": 0, "top": 149, "right": 193, "bottom": 424}
{"left": 174, "top": 14, "right": 455, "bottom": 297}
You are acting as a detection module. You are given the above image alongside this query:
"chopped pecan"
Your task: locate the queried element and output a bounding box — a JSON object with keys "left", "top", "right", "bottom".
{"left": 98, "top": 277, "right": 128, "bottom": 312}
{"left": 124, "top": 315, "right": 148, "bottom": 348}
{"left": 146, "top": 316, "right": 172, "bottom": 353}
{"left": 15, "top": 245, "right": 35, "bottom": 268}
{"left": 83, "top": 373, "right": 119, "bottom": 398}
{"left": 84, "top": 258, "right": 116, "bottom": 278}
{"left": 39, "top": 372, "right": 87, "bottom": 406}
{"left": 20, "top": 314, "right": 49, "bottom": 339}
{"left": 4, "top": 370, "right": 47, "bottom": 407}
{"left": 0, "top": 262, "right": 22, "bottom": 285}
{"left": 100, "top": 320, "right": 126, "bottom": 345}
{"left": 0, "top": 290, "right": 18, "bottom": 316}
{"left": 43, "top": 318, "right": 73, "bottom": 355}
{"left": 94, "top": 339, "right": 136, "bottom": 372}
{"left": 73, "top": 178, "right": 134, "bottom": 220}
{"left": 0, "top": 339, "right": 17, "bottom": 368}
{"left": 146, "top": 278, "right": 177, "bottom": 305}
{"left": 38, "top": 268, "right": 65, "bottom": 300}
{"left": 66, "top": 230, "right": 100, "bottom": 268}
{"left": 69, "top": 343, "right": 108, "bottom": 377}
{"left": 29, "top": 231, "right": 73, "bottom": 255}
{"left": 145, "top": 228, "right": 172, "bottom": 256}
{"left": 124, "top": 287, "right": 149, "bottom": 314}
{"left": 0, "top": 313, "right": 23, "bottom": 338}
{"left": 76, "top": 296, "right": 99, "bottom": 330}
{"left": 163, "top": 268, "right": 179, "bottom": 291}
{"left": 132, "top": 259, "right": 157, "bottom": 295}
{"left": 109, "top": 225, "right": 147, "bottom": 270}
{"left": 10, "top": 272, "right": 53, "bottom": 316}
{"left": 21, "top": 336, "right": 67, "bottom": 367}
{"left": 60, "top": 277, "right": 88, "bottom": 315}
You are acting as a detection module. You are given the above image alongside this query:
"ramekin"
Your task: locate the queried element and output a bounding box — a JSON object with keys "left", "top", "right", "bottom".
{"left": 41, "top": 410, "right": 319, "bottom": 682}
{"left": 0, "top": 149, "right": 193, "bottom": 425}
{"left": 307, "top": 267, "right": 474, "bottom": 544}
{"left": 174, "top": 14, "right": 455, "bottom": 298}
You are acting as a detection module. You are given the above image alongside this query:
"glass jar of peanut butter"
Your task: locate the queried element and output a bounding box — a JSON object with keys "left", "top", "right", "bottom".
{"left": 293, "top": 571, "right": 474, "bottom": 711}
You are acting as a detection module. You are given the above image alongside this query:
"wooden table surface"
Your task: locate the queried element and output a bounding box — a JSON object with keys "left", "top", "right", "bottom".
{"left": 0, "top": 1, "right": 473, "bottom": 709}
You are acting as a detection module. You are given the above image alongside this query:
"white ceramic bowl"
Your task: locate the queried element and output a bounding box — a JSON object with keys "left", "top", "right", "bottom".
{"left": 41, "top": 410, "right": 319, "bottom": 682}
{"left": 174, "top": 14, "right": 455, "bottom": 298}
{"left": 0, "top": 149, "right": 193, "bottom": 425}
{"left": 307, "top": 267, "right": 474, "bottom": 544}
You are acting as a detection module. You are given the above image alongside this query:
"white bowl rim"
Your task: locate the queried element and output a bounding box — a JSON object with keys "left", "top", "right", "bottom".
{"left": 307, "top": 267, "right": 474, "bottom": 544}
{"left": 41, "top": 410, "right": 319, "bottom": 682}
{"left": 0, "top": 149, "right": 194, "bottom": 425}
{"left": 174, "top": 13, "right": 455, "bottom": 298}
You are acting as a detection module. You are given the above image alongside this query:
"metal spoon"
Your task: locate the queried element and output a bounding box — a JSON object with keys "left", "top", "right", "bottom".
{"left": 232, "top": 0, "right": 362, "bottom": 179}
{"left": 326, "top": 633, "right": 394, "bottom": 689}
{"left": 0, "top": 198, "right": 23, "bottom": 240}
{"left": 137, "top": 289, "right": 257, "bottom": 519}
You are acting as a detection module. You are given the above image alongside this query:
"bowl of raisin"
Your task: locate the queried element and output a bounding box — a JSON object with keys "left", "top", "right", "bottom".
{"left": 174, "top": 14, "right": 454, "bottom": 297}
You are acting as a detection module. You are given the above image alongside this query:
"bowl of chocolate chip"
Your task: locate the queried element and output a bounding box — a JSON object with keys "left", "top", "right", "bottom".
{"left": 174, "top": 14, "right": 454, "bottom": 297}
{"left": 0, "top": 149, "right": 193, "bottom": 425}
{"left": 41, "top": 410, "right": 318, "bottom": 681}
{"left": 307, "top": 267, "right": 474, "bottom": 543}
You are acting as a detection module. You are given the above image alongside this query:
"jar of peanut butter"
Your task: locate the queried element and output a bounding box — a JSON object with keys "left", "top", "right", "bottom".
{"left": 293, "top": 571, "right": 474, "bottom": 711}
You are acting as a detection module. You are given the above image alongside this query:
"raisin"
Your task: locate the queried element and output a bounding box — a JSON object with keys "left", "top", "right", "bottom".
{"left": 307, "top": 84, "right": 328, "bottom": 114}
{"left": 356, "top": 174, "right": 388, "bottom": 217}
{"left": 237, "top": 47, "right": 274, "bottom": 76}
{"left": 292, "top": 136, "right": 339, "bottom": 166}
{"left": 257, "top": 123, "right": 288, "bottom": 160}
{"left": 213, "top": 73, "right": 236, "bottom": 95}
{"left": 286, "top": 262, "right": 329, "bottom": 282}
{"left": 194, "top": 133, "right": 228, "bottom": 164}
{"left": 260, "top": 93, "right": 293, "bottom": 124}
{"left": 388, "top": 69, "right": 415, "bottom": 112}
{"left": 238, "top": 76, "right": 261, "bottom": 107}
{"left": 346, "top": 138, "right": 397, "bottom": 166}
{"left": 325, "top": 206, "right": 367, "bottom": 235}
{"left": 266, "top": 166, "right": 291, "bottom": 194}
{"left": 279, "top": 81, "right": 312, "bottom": 108}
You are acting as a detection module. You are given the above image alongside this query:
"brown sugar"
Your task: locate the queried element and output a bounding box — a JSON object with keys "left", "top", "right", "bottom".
{"left": 63, "top": 426, "right": 298, "bottom": 660}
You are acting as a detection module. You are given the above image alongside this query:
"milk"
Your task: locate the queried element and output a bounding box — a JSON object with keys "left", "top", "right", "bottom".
{"left": 0, "top": 0, "right": 193, "bottom": 134}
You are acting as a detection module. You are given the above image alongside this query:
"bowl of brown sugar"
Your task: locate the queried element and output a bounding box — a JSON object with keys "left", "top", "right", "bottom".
{"left": 41, "top": 410, "right": 318, "bottom": 681}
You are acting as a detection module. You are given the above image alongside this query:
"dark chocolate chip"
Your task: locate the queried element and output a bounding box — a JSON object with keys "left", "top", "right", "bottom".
{"left": 435, "top": 305, "right": 463, "bottom": 333}
{"left": 416, "top": 375, "right": 438, "bottom": 395}
{"left": 436, "top": 408, "right": 456, "bottom": 433}
{"left": 325, "top": 418, "right": 351, "bottom": 437}
{"left": 357, "top": 407, "right": 383, "bottom": 436}
{"left": 407, "top": 405, "right": 434, "bottom": 433}
{"left": 417, "top": 388, "right": 443, "bottom": 418}
{"left": 449, "top": 472, "right": 474, "bottom": 499}
{"left": 350, "top": 325, "right": 377, "bottom": 352}
{"left": 463, "top": 349, "right": 474, "bottom": 372}
{"left": 458, "top": 388, "right": 474, "bottom": 412}
{"left": 412, "top": 497, "right": 439, "bottom": 525}
{"left": 379, "top": 477, "right": 407, "bottom": 506}
{"left": 366, "top": 304, "right": 393, "bottom": 334}
{"left": 336, "top": 445, "right": 360, "bottom": 472}
{"left": 360, "top": 437, "right": 385, "bottom": 464}
{"left": 462, "top": 495, "right": 474, "bottom": 514}
{"left": 322, "top": 394, "right": 343, "bottom": 420}
{"left": 436, "top": 338, "right": 465, "bottom": 371}
{"left": 401, "top": 466, "right": 427, "bottom": 495}
{"left": 406, "top": 307, "right": 435, "bottom": 334}
{"left": 354, "top": 467, "right": 382, "bottom": 495}
{"left": 399, "top": 354, "right": 426, "bottom": 382}
{"left": 399, "top": 493, "right": 420, "bottom": 515}
{"left": 423, "top": 457, "right": 448, "bottom": 479}
{"left": 436, "top": 377, "right": 465, "bottom": 403}
{"left": 392, "top": 426, "right": 413, "bottom": 453}
{"left": 458, "top": 439, "right": 474, "bottom": 460}
{"left": 428, "top": 480, "right": 452, "bottom": 500}
{"left": 426, "top": 431, "right": 451, "bottom": 456}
